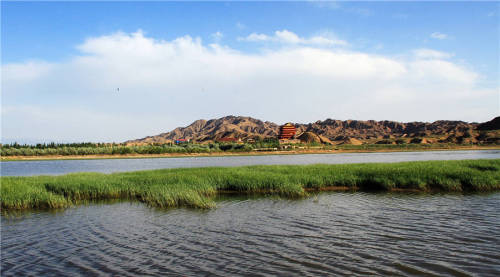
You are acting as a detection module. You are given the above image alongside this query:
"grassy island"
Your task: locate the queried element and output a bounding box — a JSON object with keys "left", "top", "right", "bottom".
{"left": 1, "top": 159, "right": 499, "bottom": 210}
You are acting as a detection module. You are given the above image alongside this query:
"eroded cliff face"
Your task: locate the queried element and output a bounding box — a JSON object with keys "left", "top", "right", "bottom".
{"left": 126, "top": 116, "right": 279, "bottom": 144}
{"left": 125, "top": 115, "right": 499, "bottom": 145}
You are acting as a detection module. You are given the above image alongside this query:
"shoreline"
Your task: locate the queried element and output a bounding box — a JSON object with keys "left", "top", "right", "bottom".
{"left": 1, "top": 145, "right": 499, "bottom": 161}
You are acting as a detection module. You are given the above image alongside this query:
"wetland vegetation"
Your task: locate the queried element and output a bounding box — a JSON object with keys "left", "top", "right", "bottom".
{"left": 2, "top": 159, "right": 499, "bottom": 210}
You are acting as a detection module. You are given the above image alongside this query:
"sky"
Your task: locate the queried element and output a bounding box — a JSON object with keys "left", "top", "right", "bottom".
{"left": 1, "top": 1, "right": 499, "bottom": 143}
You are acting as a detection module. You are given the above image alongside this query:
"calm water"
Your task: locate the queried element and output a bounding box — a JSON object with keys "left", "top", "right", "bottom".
{"left": 1, "top": 150, "right": 499, "bottom": 176}
{"left": 2, "top": 192, "right": 499, "bottom": 276}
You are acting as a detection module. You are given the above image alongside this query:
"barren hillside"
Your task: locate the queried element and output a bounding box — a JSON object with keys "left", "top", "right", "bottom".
{"left": 126, "top": 115, "right": 499, "bottom": 145}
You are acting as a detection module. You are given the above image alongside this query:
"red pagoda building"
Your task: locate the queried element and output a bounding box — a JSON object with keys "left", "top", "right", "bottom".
{"left": 279, "top": 123, "right": 296, "bottom": 139}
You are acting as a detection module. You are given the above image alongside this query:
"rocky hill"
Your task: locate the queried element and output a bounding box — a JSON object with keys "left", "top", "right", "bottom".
{"left": 128, "top": 116, "right": 280, "bottom": 145}
{"left": 476, "top": 116, "right": 500, "bottom": 131}
{"left": 126, "top": 115, "right": 499, "bottom": 145}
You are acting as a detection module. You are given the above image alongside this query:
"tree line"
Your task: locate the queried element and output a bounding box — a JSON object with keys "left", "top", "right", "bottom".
{"left": 0, "top": 140, "right": 281, "bottom": 156}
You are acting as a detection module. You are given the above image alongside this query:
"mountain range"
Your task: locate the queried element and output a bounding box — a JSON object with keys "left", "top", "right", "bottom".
{"left": 126, "top": 116, "right": 500, "bottom": 145}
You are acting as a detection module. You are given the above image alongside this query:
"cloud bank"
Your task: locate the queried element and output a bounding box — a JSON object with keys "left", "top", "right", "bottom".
{"left": 2, "top": 30, "right": 497, "bottom": 142}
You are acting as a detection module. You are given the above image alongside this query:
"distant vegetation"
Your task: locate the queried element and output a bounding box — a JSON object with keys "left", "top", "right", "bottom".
{"left": 2, "top": 159, "right": 499, "bottom": 210}
{"left": 0, "top": 140, "right": 493, "bottom": 158}
{"left": 0, "top": 141, "right": 264, "bottom": 156}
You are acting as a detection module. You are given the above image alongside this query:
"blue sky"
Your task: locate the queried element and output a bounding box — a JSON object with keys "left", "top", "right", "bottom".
{"left": 2, "top": 1, "right": 499, "bottom": 143}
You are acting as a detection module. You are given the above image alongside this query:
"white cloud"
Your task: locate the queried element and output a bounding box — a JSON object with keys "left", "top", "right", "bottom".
{"left": 239, "top": 29, "right": 348, "bottom": 46}
{"left": 430, "top": 32, "right": 448, "bottom": 40}
{"left": 275, "top": 30, "right": 302, "bottom": 44}
{"left": 2, "top": 31, "right": 496, "bottom": 142}
{"left": 2, "top": 61, "right": 54, "bottom": 82}
{"left": 1, "top": 105, "right": 172, "bottom": 143}
{"left": 242, "top": 33, "right": 270, "bottom": 42}
{"left": 413, "top": 48, "right": 453, "bottom": 59}
{"left": 211, "top": 31, "right": 223, "bottom": 42}
{"left": 409, "top": 59, "right": 478, "bottom": 86}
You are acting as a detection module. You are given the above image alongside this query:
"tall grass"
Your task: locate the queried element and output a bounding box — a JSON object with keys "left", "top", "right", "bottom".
{"left": 2, "top": 159, "right": 499, "bottom": 210}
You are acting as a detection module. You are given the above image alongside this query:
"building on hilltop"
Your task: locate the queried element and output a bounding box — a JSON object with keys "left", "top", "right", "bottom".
{"left": 175, "top": 139, "right": 190, "bottom": 144}
{"left": 279, "top": 123, "right": 297, "bottom": 140}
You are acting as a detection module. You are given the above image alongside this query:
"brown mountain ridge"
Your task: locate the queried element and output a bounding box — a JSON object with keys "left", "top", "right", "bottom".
{"left": 126, "top": 115, "right": 500, "bottom": 145}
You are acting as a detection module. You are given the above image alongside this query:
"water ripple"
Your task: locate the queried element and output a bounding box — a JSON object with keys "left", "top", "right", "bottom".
{"left": 2, "top": 192, "right": 500, "bottom": 276}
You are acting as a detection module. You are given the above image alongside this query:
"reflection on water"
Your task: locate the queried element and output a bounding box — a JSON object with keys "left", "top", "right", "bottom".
{"left": 1, "top": 150, "right": 499, "bottom": 176}
{"left": 2, "top": 192, "right": 500, "bottom": 276}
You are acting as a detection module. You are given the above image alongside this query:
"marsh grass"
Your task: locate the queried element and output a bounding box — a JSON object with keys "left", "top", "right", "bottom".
{"left": 2, "top": 159, "right": 499, "bottom": 210}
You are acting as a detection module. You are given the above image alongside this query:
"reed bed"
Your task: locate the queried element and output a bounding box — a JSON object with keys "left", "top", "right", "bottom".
{"left": 2, "top": 159, "right": 499, "bottom": 210}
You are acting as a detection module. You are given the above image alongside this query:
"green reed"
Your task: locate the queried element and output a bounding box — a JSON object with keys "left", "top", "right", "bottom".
{"left": 2, "top": 159, "right": 499, "bottom": 210}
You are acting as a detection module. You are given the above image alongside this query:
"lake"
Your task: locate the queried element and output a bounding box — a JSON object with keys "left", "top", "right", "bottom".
{"left": 2, "top": 149, "right": 499, "bottom": 176}
{"left": 2, "top": 192, "right": 499, "bottom": 276}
